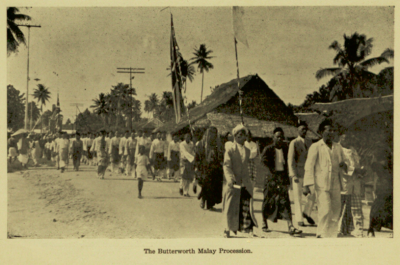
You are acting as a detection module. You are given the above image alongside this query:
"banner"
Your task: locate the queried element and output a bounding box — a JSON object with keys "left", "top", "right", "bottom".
{"left": 232, "top": 6, "right": 249, "bottom": 48}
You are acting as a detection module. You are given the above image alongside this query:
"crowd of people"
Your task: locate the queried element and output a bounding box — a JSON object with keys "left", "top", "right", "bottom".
{"left": 7, "top": 118, "right": 393, "bottom": 238}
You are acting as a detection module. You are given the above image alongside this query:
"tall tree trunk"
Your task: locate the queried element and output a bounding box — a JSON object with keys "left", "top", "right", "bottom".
{"left": 201, "top": 72, "right": 204, "bottom": 103}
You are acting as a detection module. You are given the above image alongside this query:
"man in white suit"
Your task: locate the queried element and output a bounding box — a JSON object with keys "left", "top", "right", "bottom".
{"left": 288, "top": 121, "right": 315, "bottom": 226}
{"left": 304, "top": 119, "right": 347, "bottom": 238}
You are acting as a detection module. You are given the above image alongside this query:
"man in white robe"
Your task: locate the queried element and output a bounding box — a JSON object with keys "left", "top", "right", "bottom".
{"left": 304, "top": 120, "right": 346, "bottom": 238}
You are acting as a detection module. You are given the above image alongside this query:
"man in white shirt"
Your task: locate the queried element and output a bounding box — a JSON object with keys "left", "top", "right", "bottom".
{"left": 109, "top": 131, "right": 121, "bottom": 173}
{"left": 134, "top": 130, "right": 145, "bottom": 157}
{"left": 288, "top": 122, "right": 315, "bottom": 227}
{"left": 150, "top": 132, "right": 167, "bottom": 181}
{"left": 81, "top": 133, "right": 88, "bottom": 165}
{"left": 126, "top": 131, "right": 137, "bottom": 177}
{"left": 167, "top": 134, "right": 181, "bottom": 183}
{"left": 304, "top": 120, "right": 347, "bottom": 238}
{"left": 58, "top": 132, "right": 70, "bottom": 173}
{"left": 105, "top": 132, "right": 111, "bottom": 151}
{"left": 119, "top": 131, "right": 130, "bottom": 175}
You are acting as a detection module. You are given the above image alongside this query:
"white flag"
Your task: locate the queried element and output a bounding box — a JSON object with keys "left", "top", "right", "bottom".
{"left": 232, "top": 6, "right": 249, "bottom": 48}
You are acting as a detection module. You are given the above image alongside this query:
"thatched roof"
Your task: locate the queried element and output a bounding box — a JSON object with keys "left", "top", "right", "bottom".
{"left": 140, "top": 118, "right": 164, "bottom": 131}
{"left": 194, "top": 113, "right": 319, "bottom": 139}
{"left": 156, "top": 74, "right": 296, "bottom": 134}
{"left": 156, "top": 75, "right": 254, "bottom": 133}
{"left": 310, "top": 95, "right": 393, "bottom": 128}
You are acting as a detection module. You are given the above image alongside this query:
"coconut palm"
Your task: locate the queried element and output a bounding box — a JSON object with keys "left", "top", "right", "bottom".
{"left": 109, "top": 83, "right": 136, "bottom": 129}
{"left": 91, "top": 93, "right": 109, "bottom": 127}
{"left": 33, "top": 84, "right": 51, "bottom": 110}
{"left": 191, "top": 44, "right": 214, "bottom": 103}
{"left": 316, "top": 32, "right": 392, "bottom": 100}
{"left": 7, "top": 7, "right": 31, "bottom": 56}
{"left": 144, "top": 93, "right": 159, "bottom": 118}
{"left": 33, "top": 84, "right": 51, "bottom": 133}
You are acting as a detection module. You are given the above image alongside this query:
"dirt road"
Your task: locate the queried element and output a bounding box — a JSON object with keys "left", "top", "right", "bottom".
{"left": 7, "top": 161, "right": 393, "bottom": 239}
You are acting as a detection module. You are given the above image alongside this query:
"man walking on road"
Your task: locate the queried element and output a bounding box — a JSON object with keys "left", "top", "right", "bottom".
{"left": 109, "top": 131, "right": 121, "bottom": 173}
{"left": 288, "top": 121, "right": 315, "bottom": 226}
{"left": 119, "top": 131, "right": 130, "bottom": 175}
{"left": 304, "top": 119, "right": 347, "bottom": 238}
{"left": 150, "top": 132, "right": 167, "bottom": 181}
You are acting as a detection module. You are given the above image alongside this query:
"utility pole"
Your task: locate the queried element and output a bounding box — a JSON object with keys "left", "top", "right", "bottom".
{"left": 18, "top": 24, "right": 41, "bottom": 130}
{"left": 116, "top": 67, "right": 145, "bottom": 131}
{"left": 69, "top": 103, "right": 84, "bottom": 133}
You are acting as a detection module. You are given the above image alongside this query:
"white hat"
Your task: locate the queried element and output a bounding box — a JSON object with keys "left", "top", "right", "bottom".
{"left": 232, "top": 123, "right": 248, "bottom": 136}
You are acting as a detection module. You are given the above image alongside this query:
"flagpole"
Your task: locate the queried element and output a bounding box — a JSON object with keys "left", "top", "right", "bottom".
{"left": 234, "top": 37, "right": 244, "bottom": 125}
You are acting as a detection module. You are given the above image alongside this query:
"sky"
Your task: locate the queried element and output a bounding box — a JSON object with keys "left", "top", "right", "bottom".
{"left": 7, "top": 6, "right": 394, "bottom": 121}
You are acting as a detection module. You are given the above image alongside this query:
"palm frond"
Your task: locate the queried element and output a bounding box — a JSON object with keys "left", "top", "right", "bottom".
{"left": 328, "top": 40, "right": 342, "bottom": 53}
{"left": 360, "top": 56, "right": 389, "bottom": 69}
{"left": 315, "top": 68, "right": 342, "bottom": 80}
{"left": 381, "top": 48, "right": 394, "bottom": 60}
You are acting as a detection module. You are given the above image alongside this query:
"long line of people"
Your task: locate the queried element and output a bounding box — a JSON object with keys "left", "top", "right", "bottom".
{"left": 7, "top": 119, "right": 392, "bottom": 238}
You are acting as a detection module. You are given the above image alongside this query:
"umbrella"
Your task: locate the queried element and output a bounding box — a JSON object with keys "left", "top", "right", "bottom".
{"left": 11, "top": 129, "right": 28, "bottom": 137}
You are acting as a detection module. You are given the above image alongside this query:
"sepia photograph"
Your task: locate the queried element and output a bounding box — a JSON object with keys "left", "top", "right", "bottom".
{"left": 6, "top": 4, "right": 393, "bottom": 244}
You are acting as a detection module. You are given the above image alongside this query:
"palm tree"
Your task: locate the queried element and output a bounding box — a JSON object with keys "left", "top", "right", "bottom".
{"left": 144, "top": 93, "right": 159, "bottom": 118}
{"left": 33, "top": 84, "right": 51, "bottom": 133}
{"left": 316, "top": 32, "right": 392, "bottom": 100}
{"left": 191, "top": 44, "right": 214, "bottom": 103}
{"left": 109, "top": 83, "right": 136, "bottom": 130}
{"left": 91, "top": 93, "right": 109, "bottom": 127}
{"left": 7, "top": 7, "right": 31, "bottom": 56}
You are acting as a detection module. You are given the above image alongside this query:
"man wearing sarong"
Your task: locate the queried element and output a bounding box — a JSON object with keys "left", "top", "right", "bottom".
{"left": 50, "top": 136, "right": 57, "bottom": 165}
{"left": 97, "top": 130, "right": 109, "bottom": 179}
{"left": 150, "top": 132, "right": 167, "bottom": 181}
{"left": 71, "top": 132, "right": 83, "bottom": 171}
{"left": 288, "top": 122, "right": 315, "bottom": 227}
{"left": 85, "top": 133, "right": 94, "bottom": 166}
{"left": 109, "top": 131, "right": 121, "bottom": 173}
{"left": 180, "top": 133, "right": 196, "bottom": 196}
{"left": 17, "top": 132, "right": 30, "bottom": 169}
{"left": 167, "top": 134, "right": 181, "bottom": 184}
{"left": 337, "top": 133, "right": 366, "bottom": 237}
{"left": 54, "top": 132, "right": 63, "bottom": 169}
{"left": 31, "top": 135, "right": 42, "bottom": 167}
{"left": 304, "top": 120, "right": 346, "bottom": 238}
{"left": 194, "top": 127, "right": 224, "bottom": 210}
{"left": 91, "top": 132, "right": 100, "bottom": 166}
{"left": 244, "top": 130, "right": 258, "bottom": 183}
{"left": 261, "top": 127, "right": 303, "bottom": 236}
{"left": 119, "top": 131, "right": 130, "bottom": 175}
{"left": 223, "top": 124, "right": 258, "bottom": 238}
{"left": 58, "top": 132, "right": 70, "bottom": 173}
{"left": 81, "top": 133, "right": 87, "bottom": 164}
{"left": 126, "top": 131, "right": 137, "bottom": 177}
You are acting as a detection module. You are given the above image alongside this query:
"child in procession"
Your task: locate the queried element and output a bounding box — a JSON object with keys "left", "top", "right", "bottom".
{"left": 135, "top": 145, "right": 155, "bottom": 199}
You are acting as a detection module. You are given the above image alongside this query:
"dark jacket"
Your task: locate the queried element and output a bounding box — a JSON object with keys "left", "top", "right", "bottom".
{"left": 261, "top": 142, "right": 289, "bottom": 186}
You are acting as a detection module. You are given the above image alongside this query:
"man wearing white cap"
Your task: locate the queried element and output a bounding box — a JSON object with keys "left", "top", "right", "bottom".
{"left": 223, "top": 124, "right": 258, "bottom": 238}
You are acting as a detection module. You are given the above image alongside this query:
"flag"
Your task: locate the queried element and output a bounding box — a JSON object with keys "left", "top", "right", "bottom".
{"left": 170, "top": 13, "right": 183, "bottom": 123}
{"left": 232, "top": 6, "right": 249, "bottom": 48}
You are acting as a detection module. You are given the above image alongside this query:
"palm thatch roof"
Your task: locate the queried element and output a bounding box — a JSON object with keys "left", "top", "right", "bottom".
{"left": 139, "top": 118, "right": 164, "bottom": 131}
{"left": 156, "top": 74, "right": 296, "bottom": 134}
{"left": 194, "top": 113, "right": 319, "bottom": 139}
{"left": 310, "top": 95, "right": 393, "bottom": 128}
